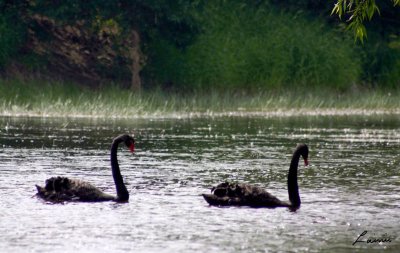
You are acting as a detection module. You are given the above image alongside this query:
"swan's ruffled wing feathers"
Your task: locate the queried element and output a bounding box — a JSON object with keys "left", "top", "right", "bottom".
{"left": 36, "top": 176, "right": 115, "bottom": 202}
{"left": 203, "top": 182, "right": 289, "bottom": 208}
{"left": 67, "top": 178, "right": 116, "bottom": 201}
{"left": 240, "top": 184, "right": 289, "bottom": 207}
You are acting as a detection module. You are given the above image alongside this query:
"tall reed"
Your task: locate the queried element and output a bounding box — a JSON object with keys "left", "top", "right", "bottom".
{"left": 1, "top": 79, "right": 399, "bottom": 117}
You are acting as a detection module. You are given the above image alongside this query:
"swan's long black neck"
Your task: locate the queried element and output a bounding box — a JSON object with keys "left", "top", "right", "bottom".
{"left": 111, "top": 138, "right": 129, "bottom": 202}
{"left": 287, "top": 148, "right": 302, "bottom": 209}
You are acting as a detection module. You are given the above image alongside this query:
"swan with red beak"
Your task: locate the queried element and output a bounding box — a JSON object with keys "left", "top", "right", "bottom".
{"left": 202, "top": 144, "right": 309, "bottom": 210}
{"left": 36, "top": 134, "right": 135, "bottom": 203}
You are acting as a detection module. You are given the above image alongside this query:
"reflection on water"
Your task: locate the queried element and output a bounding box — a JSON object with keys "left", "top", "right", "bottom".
{"left": 0, "top": 115, "right": 399, "bottom": 253}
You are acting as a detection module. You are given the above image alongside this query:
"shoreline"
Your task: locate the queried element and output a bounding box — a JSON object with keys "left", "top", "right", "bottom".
{"left": 2, "top": 79, "right": 399, "bottom": 119}
{"left": 1, "top": 108, "right": 399, "bottom": 119}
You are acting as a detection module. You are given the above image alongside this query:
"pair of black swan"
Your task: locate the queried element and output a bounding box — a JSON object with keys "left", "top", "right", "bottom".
{"left": 36, "top": 134, "right": 308, "bottom": 210}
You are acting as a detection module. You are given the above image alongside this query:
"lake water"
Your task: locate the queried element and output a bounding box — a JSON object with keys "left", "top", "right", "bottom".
{"left": 0, "top": 115, "right": 399, "bottom": 253}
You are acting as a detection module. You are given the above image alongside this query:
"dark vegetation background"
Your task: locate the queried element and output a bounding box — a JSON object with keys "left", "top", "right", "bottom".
{"left": 0, "top": 0, "right": 399, "bottom": 92}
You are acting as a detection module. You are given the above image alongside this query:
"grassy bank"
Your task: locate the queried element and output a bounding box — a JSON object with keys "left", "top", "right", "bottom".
{"left": 0, "top": 79, "right": 399, "bottom": 118}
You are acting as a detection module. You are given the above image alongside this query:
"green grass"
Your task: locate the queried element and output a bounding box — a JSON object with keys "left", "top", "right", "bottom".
{"left": 0, "top": 79, "right": 399, "bottom": 118}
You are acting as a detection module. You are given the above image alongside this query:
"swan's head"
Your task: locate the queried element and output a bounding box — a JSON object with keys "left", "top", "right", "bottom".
{"left": 117, "top": 134, "right": 135, "bottom": 153}
{"left": 297, "top": 144, "right": 309, "bottom": 166}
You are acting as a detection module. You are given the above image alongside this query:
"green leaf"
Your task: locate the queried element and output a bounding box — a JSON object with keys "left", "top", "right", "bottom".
{"left": 366, "top": 1, "right": 378, "bottom": 20}
{"left": 331, "top": 4, "right": 341, "bottom": 17}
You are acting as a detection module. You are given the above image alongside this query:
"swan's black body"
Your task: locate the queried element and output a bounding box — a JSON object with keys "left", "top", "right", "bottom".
{"left": 36, "top": 134, "right": 135, "bottom": 203}
{"left": 202, "top": 144, "right": 308, "bottom": 210}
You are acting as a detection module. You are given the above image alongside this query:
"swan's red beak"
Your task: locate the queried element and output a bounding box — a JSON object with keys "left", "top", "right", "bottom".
{"left": 304, "top": 159, "right": 309, "bottom": 166}
{"left": 129, "top": 143, "right": 135, "bottom": 153}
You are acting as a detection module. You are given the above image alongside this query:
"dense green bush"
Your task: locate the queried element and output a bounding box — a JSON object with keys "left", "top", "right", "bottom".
{"left": 143, "top": 36, "right": 186, "bottom": 87}
{"left": 170, "top": 2, "right": 361, "bottom": 90}
{"left": 0, "top": 14, "right": 25, "bottom": 68}
{"left": 360, "top": 31, "right": 400, "bottom": 88}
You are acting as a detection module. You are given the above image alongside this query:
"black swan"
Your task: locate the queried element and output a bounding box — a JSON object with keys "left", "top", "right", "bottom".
{"left": 202, "top": 144, "right": 309, "bottom": 210}
{"left": 36, "top": 134, "right": 135, "bottom": 203}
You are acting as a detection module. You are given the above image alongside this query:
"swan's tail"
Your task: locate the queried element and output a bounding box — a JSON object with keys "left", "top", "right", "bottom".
{"left": 35, "top": 185, "right": 45, "bottom": 195}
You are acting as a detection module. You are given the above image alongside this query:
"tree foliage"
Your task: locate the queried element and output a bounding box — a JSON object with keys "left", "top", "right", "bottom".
{"left": 332, "top": 0, "right": 400, "bottom": 41}
{"left": 1, "top": 0, "right": 399, "bottom": 89}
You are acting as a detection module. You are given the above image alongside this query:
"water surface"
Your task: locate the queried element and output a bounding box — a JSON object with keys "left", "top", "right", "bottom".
{"left": 0, "top": 115, "right": 399, "bottom": 252}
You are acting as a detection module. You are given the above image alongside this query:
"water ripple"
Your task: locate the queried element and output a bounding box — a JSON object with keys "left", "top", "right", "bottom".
{"left": 0, "top": 115, "right": 399, "bottom": 252}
